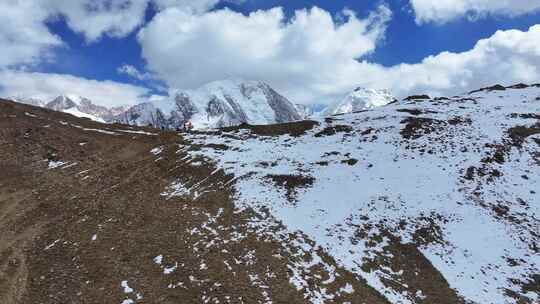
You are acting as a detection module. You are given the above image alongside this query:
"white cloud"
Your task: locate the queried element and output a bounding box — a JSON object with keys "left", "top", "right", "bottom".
{"left": 379, "top": 24, "right": 540, "bottom": 97}
{"left": 0, "top": 0, "right": 224, "bottom": 60}
{"left": 48, "top": 0, "right": 229, "bottom": 41}
{"left": 0, "top": 0, "right": 150, "bottom": 67}
{"left": 45, "top": 0, "right": 150, "bottom": 42}
{"left": 137, "top": 4, "right": 540, "bottom": 103}
{"left": 0, "top": 0, "right": 62, "bottom": 68}
{"left": 2, "top": 1, "right": 539, "bottom": 108}
{"left": 138, "top": 5, "right": 392, "bottom": 103}
{"left": 0, "top": 70, "right": 151, "bottom": 107}
{"left": 410, "top": 0, "right": 540, "bottom": 24}
{"left": 118, "top": 64, "right": 154, "bottom": 81}
{"left": 0, "top": 0, "right": 219, "bottom": 106}
{"left": 153, "top": 0, "right": 221, "bottom": 13}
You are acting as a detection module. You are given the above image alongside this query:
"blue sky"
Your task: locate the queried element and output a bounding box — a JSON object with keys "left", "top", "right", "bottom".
{"left": 1, "top": 0, "right": 539, "bottom": 106}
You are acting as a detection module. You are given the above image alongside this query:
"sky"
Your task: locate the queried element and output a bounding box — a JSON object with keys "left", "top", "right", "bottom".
{"left": 0, "top": 0, "right": 539, "bottom": 107}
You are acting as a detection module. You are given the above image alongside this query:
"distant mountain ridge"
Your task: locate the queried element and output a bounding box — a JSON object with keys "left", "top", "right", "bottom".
{"left": 324, "top": 87, "right": 397, "bottom": 115}
{"left": 180, "top": 83, "right": 540, "bottom": 304}
{"left": 1, "top": 82, "right": 539, "bottom": 304}
{"left": 113, "top": 79, "right": 303, "bottom": 129}
{"left": 113, "top": 102, "right": 168, "bottom": 129}
{"left": 45, "top": 95, "right": 129, "bottom": 122}
{"left": 294, "top": 104, "right": 314, "bottom": 120}
{"left": 6, "top": 81, "right": 406, "bottom": 129}
{"left": 8, "top": 96, "right": 47, "bottom": 107}
{"left": 10, "top": 94, "right": 130, "bottom": 123}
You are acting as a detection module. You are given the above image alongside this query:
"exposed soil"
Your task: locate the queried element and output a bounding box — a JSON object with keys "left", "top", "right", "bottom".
{"left": 400, "top": 117, "right": 445, "bottom": 140}
{"left": 447, "top": 116, "right": 472, "bottom": 125}
{"left": 265, "top": 174, "right": 316, "bottom": 203}
{"left": 507, "top": 83, "right": 530, "bottom": 89}
{"left": 221, "top": 120, "right": 319, "bottom": 137}
{"left": 0, "top": 100, "right": 388, "bottom": 304}
{"left": 341, "top": 158, "right": 359, "bottom": 166}
{"left": 3, "top": 92, "right": 537, "bottom": 304}
{"left": 350, "top": 223, "right": 465, "bottom": 304}
{"left": 314, "top": 125, "right": 353, "bottom": 137}
{"left": 510, "top": 113, "right": 540, "bottom": 120}
{"left": 396, "top": 109, "right": 438, "bottom": 116}
{"left": 469, "top": 84, "right": 506, "bottom": 94}
{"left": 403, "top": 95, "right": 431, "bottom": 101}
{"left": 508, "top": 123, "right": 540, "bottom": 148}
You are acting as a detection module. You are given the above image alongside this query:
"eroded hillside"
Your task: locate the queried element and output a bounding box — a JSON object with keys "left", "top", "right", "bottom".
{"left": 1, "top": 83, "right": 539, "bottom": 304}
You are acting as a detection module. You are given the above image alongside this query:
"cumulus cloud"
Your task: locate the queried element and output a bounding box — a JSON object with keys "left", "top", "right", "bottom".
{"left": 0, "top": 70, "right": 151, "bottom": 107}
{"left": 47, "top": 0, "right": 229, "bottom": 41}
{"left": 0, "top": 0, "right": 219, "bottom": 105}
{"left": 117, "top": 64, "right": 154, "bottom": 81}
{"left": 2, "top": 0, "right": 539, "bottom": 107}
{"left": 0, "top": 0, "right": 149, "bottom": 67}
{"left": 137, "top": 4, "right": 540, "bottom": 103}
{"left": 153, "top": 0, "right": 221, "bottom": 13}
{"left": 0, "top": 0, "right": 224, "bottom": 60}
{"left": 377, "top": 24, "right": 540, "bottom": 96}
{"left": 45, "top": 0, "right": 150, "bottom": 42}
{"left": 0, "top": 0, "right": 62, "bottom": 68}
{"left": 410, "top": 0, "right": 540, "bottom": 24}
{"left": 138, "top": 5, "right": 392, "bottom": 103}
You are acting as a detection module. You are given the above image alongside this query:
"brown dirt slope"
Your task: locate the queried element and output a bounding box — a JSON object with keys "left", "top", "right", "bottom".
{"left": 0, "top": 99, "right": 395, "bottom": 304}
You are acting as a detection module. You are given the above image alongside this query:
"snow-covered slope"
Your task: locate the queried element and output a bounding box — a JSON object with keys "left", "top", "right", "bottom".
{"left": 44, "top": 95, "right": 121, "bottom": 122}
{"left": 113, "top": 102, "right": 168, "bottom": 129}
{"left": 45, "top": 95, "right": 79, "bottom": 112}
{"left": 294, "top": 104, "right": 314, "bottom": 119}
{"left": 116, "top": 79, "right": 302, "bottom": 130}
{"left": 325, "top": 87, "right": 397, "bottom": 115}
{"left": 76, "top": 97, "right": 121, "bottom": 121}
{"left": 63, "top": 107, "right": 105, "bottom": 123}
{"left": 178, "top": 84, "right": 540, "bottom": 304}
{"left": 9, "top": 96, "right": 46, "bottom": 107}
{"left": 175, "top": 79, "right": 302, "bottom": 129}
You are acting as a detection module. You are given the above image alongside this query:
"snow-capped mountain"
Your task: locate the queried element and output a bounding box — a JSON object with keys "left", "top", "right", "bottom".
{"left": 113, "top": 102, "right": 168, "bottom": 129}
{"left": 3, "top": 83, "right": 539, "bottom": 304}
{"left": 45, "top": 95, "right": 79, "bottom": 112}
{"left": 324, "top": 87, "right": 397, "bottom": 116}
{"left": 43, "top": 95, "right": 127, "bottom": 123}
{"left": 76, "top": 97, "right": 122, "bottom": 121}
{"left": 9, "top": 96, "right": 46, "bottom": 107}
{"left": 294, "top": 104, "right": 314, "bottom": 119}
{"left": 115, "top": 79, "right": 302, "bottom": 129}
{"left": 182, "top": 83, "right": 540, "bottom": 304}
{"left": 109, "top": 105, "right": 131, "bottom": 117}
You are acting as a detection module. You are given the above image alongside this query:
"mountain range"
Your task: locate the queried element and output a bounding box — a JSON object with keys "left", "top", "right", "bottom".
{"left": 7, "top": 80, "right": 398, "bottom": 129}
{"left": 1, "top": 82, "right": 538, "bottom": 304}
{"left": 113, "top": 80, "right": 304, "bottom": 129}
{"left": 11, "top": 94, "right": 128, "bottom": 123}
{"left": 324, "top": 87, "right": 397, "bottom": 115}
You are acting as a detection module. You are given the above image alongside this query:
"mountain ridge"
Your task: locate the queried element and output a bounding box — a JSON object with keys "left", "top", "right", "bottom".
{"left": 324, "top": 87, "right": 397, "bottom": 116}
{"left": 113, "top": 79, "right": 303, "bottom": 129}
{"left": 0, "top": 82, "right": 539, "bottom": 304}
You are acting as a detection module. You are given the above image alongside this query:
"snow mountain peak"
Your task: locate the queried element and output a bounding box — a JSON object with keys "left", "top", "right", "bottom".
{"left": 47, "top": 95, "right": 79, "bottom": 111}
{"left": 325, "top": 87, "right": 397, "bottom": 116}
{"left": 40, "top": 94, "right": 121, "bottom": 123}
{"left": 117, "top": 79, "right": 302, "bottom": 130}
